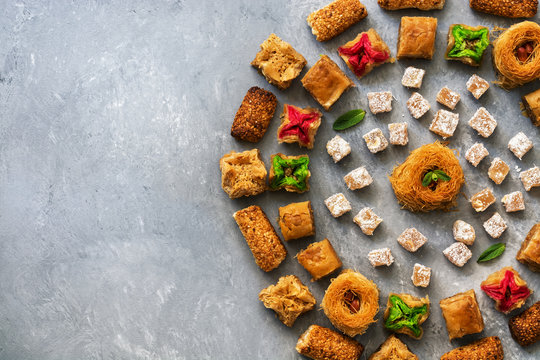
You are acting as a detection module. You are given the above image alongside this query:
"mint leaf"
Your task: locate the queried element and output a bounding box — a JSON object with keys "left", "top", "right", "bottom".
{"left": 433, "top": 169, "right": 451, "bottom": 181}
{"left": 422, "top": 172, "right": 433, "bottom": 187}
{"left": 477, "top": 243, "right": 506, "bottom": 263}
{"left": 333, "top": 109, "right": 366, "bottom": 131}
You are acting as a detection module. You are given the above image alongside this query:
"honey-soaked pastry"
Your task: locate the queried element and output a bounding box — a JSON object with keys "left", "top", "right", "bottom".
{"left": 230, "top": 87, "right": 277, "bottom": 143}
{"left": 516, "top": 222, "right": 540, "bottom": 272}
{"left": 277, "top": 104, "right": 322, "bottom": 149}
{"left": 268, "top": 153, "right": 310, "bottom": 193}
{"left": 369, "top": 335, "right": 418, "bottom": 360}
{"left": 470, "top": 0, "right": 537, "bottom": 18}
{"left": 277, "top": 201, "right": 315, "bottom": 241}
{"left": 220, "top": 149, "right": 267, "bottom": 199}
{"left": 307, "top": 0, "right": 368, "bottom": 42}
{"left": 521, "top": 88, "right": 540, "bottom": 126}
{"left": 297, "top": 239, "right": 342, "bottom": 281}
{"left": 378, "top": 0, "right": 445, "bottom": 10}
{"left": 384, "top": 293, "right": 430, "bottom": 340}
{"left": 296, "top": 324, "right": 364, "bottom": 360}
{"left": 440, "top": 336, "right": 504, "bottom": 360}
{"left": 440, "top": 289, "right": 484, "bottom": 340}
{"left": 397, "top": 17, "right": 438, "bottom": 60}
{"left": 481, "top": 266, "right": 532, "bottom": 314}
{"left": 445, "top": 24, "right": 489, "bottom": 66}
{"left": 509, "top": 301, "right": 540, "bottom": 346}
{"left": 321, "top": 270, "right": 379, "bottom": 337}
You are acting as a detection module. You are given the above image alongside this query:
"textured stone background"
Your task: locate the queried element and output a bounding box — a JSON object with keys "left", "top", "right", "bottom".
{"left": 0, "top": 1, "right": 538, "bottom": 359}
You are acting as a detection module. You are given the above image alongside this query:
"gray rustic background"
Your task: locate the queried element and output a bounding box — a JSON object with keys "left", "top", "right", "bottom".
{"left": 0, "top": 0, "right": 538, "bottom": 359}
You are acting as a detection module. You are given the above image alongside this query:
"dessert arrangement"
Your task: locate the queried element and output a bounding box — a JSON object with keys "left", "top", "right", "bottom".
{"left": 220, "top": 0, "right": 539, "bottom": 358}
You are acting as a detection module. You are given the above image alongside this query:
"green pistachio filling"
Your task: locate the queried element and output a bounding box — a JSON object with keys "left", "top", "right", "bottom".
{"left": 448, "top": 25, "right": 489, "bottom": 63}
{"left": 384, "top": 295, "right": 428, "bottom": 337}
{"left": 270, "top": 155, "right": 309, "bottom": 191}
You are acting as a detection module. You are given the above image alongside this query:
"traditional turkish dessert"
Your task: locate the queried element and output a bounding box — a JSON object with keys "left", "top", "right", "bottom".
{"left": 508, "top": 132, "right": 533, "bottom": 160}
{"left": 233, "top": 205, "right": 287, "bottom": 272}
{"left": 339, "top": 29, "right": 393, "bottom": 79}
{"left": 321, "top": 270, "right": 379, "bottom": 337}
{"left": 277, "top": 201, "right": 315, "bottom": 241}
{"left": 440, "top": 336, "right": 504, "bottom": 360}
{"left": 367, "top": 91, "right": 393, "bottom": 114}
{"left": 470, "top": 188, "right": 496, "bottom": 212}
{"left": 468, "top": 107, "right": 497, "bottom": 138}
{"left": 481, "top": 267, "right": 532, "bottom": 314}
{"left": 259, "top": 275, "right": 316, "bottom": 327}
{"left": 220, "top": 149, "right": 267, "bottom": 199}
{"left": 297, "top": 239, "right": 342, "bottom": 281}
{"left": 492, "top": 21, "right": 540, "bottom": 89}
{"left": 368, "top": 248, "right": 394, "bottom": 267}
{"left": 509, "top": 301, "right": 540, "bottom": 347}
{"left": 277, "top": 105, "right": 322, "bottom": 149}
{"left": 466, "top": 74, "right": 490, "bottom": 99}
{"left": 296, "top": 324, "right": 364, "bottom": 360}
{"left": 230, "top": 87, "right": 277, "bottom": 142}
{"left": 268, "top": 153, "right": 310, "bottom": 193}
{"left": 520, "top": 166, "right": 540, "bottom": 191}
{"left": 443, "top": 242, "right": 472, "bottom": 267}
{"left": 384, "top": 293, "right": 430, "bottom": 339}
{"left": 436, "top": 87, "right": 460, "bottom": 110}
{"left": 470, "top": 0, "right": 537, "bottom": 18}
{"left": 307, "top": 0, "right": 368, "bottom": 42}
{"left": 302, "top": 55, "right": 354, "bottom": 110}
{"left": 369, "top": 335, "right": 418, "bottom": 360}
{"left": 465, "top": 142, "right": 489, "bottom": 167}
{"left": 326, "top": 135, "right": 351, "bottom": 163}
{"left": 388, "top": 123, "right": 408, "bottom": 146}
{"left": 389, "top": 142, "right": 465, "bottom": 212}
{"left": 516, "top": 222, "right": 540, "bottom": 272}
{"left": 402, "top": 67, "right": 425, "bottom": 89}
{"left": 522, "top": 88, "right": 540, "bottom": 126}
{"left": 363, "top": 128, "right": 388, "bottom": 153}
{"left": 429, "top": 110, "right": 459, "bottom": 139}
{"left": 378, "top": 0, "right": 445, "bottom": 10}
{"left": 502, "top": 191, "right": 525, "bottom": 212}
{"left": 483, "top": 212, "right": 508, "bottom": 239}
{"left": 440, "top": 289, "right": 484, "bottom": 340}
{"left": 488, "top": 157, "right": 509, "bottom": 185}
{"left": 354, "top": 208, "right": 382, "bottom": 235}
{"left": 397, "top": 228, "right": 427, "bottom": 253}
{"left": 453, "top": 220, "right": 475, "bottom": 245}
{"left": 344, "top": 166, "right": 373, "bottom": 190}
{"left": 325, "top": 193, "right": 352, "bottom": 218}
{"left": 251, "top": 34, "right": 307, "bottom": 90}
{"left": 406, "top": 92, "right": 430, "bottom": 119}
{"left": 397, "top": 17, "right": 438, "bottom": 60}
{"left": 411, "top": 263, "right": 431, "bottom": 288}
{"left": 445, "top": 24, "right": 489, "bottom": 66}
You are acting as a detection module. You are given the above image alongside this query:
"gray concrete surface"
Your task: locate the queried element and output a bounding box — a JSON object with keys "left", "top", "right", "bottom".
{"left": 0, "top": 0, "right": 538, "bottom": 359}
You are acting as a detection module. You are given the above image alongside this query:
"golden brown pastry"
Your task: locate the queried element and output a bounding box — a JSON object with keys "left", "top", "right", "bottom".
{"left": 480, "top": 266, "right": 532, "bottom": 314}
{"left": 378, "top": 0, "right": 445, "bottom": 10}
{"left": 219, "top": 149, "right": 267, "bottom": 199}
{"left": 297, "top": 239, "right": 342, "bottom": 281}
{"left": 445, "top": 24, "right": 489, "bottom": 66}
{"left": 307, "top": 0, "right": 368, "bottom": 42}
{"left": 509, "top": 301, "right": 540, "bottom": 346}
{"left": 439, "top": 289, "right": 484, "bottom": 340}
{"left": 277, "top": 201, "right": 315, "bottom": 241}
{"left": 296, "top": 324, "right": 364, "bottom": 360}
{"left": 516, "top": 222, "right": 540, "bottom": 272}
{"left": 397, "top": 17, "right": 438, "bottom": 60}
{"left": 369, "top": 335, "right": 418, "bottom": 360}
{"left": 440, "top": 336, "right": 504, "bottom": 360}
{"left": 522, "top": 88, "right": 540, "bottom": 126}
{"left": 383, "top": 293, "right": 430, "bottom": 340}
{"left": 230, "top": 87, "right": 277, "bottom": 142}
{"left": 470, "top": 0, "right": 537, "bottom": 18}
{"left": 277, "top": 105, "right": 322, "bottom": 149}
{"left": 268, "top": 153, "right": 310, "bottom": 193}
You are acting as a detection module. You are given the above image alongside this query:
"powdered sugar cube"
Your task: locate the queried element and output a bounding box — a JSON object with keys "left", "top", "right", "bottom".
{"left": 508, "top": 132, "right": 533, "bottom": 160}
{"left": 326, "top": 135, "right": 351, "bottom": 163}
{"left": 488, "top": 157, "right": 509, "bottom": 185}
{"left": 402, "top": 67, "right": 425, "bottom": 88}
{"left": 453, "top": 220, "right": 475, "bottom": 246}
{"left": 483, "top": 212, "right": 507, "bottom": 238}
{"left": 406, "top": 92, "right": 430, "bottom": 119}
{"left": 397, "top": 228, "right": 427, "bottom": 252}
{"left": 367, "top": 91, "right": 392, "bottom": 114}
{"left": 520, "top": 166, "right": 540, "bottom": 191}
{"left": 437, "top": 86, "right": 461, "bottom": 110}
{"left": 353, "top": 208, "right": 382, "bottom": 235}
{"left": 324, "top": 193, "right": 351, "bottom": 218}
{"left": 363, "top": 128, "right": 388, "bottom": 154}
{"left": 443, "top": 242, "right": 472, "bottom": 267}
{"left": 466, "top": 74, "right": 489, "bottom": 99}
{"left": 344, "top": 166, "right": 373, "bottom": 190}
{"left": 388, "top": 122, "right": 408, "bottom": 145}
{"left": 368, "top": 248, "right": 394, "bottom": 267}
{"left": 429, "top": 110, "right": 459, "bottom": 139}
{"left": 502, "top": 191, "right": 525, "bottom": 212}
{"left": 465, "top": 142, "right": 489, "bottom": 167}
{"left": 468, "top": 107, "right": 497, "bottom": 138}
{"left": 411, "top": 263, "right": 431, "bottom": 287}
{"left": 470, "top": 188, "right": 496, "bottom": 212}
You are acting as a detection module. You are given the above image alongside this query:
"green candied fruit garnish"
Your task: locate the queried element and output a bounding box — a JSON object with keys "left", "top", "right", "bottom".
{"left": 448, "top": 25, "right": 489, "bottom": 63}
{"left": 384, "top": 295, "right": 428, "bottom": 337}
{"left": 270, "top": 155, "right": 309, "bottom": 191}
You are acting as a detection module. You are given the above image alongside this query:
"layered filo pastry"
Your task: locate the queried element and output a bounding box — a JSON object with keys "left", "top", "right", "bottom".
{"left": 439, "top": 289, "right": 484, "bottom": 340}
{"left": 397, "top": 17, "right": 438, "bottom": 60}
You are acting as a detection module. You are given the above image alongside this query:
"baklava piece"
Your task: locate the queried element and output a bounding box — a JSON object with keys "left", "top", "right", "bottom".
{"left": 508, "top": 132, "right": 533, "bottom": 160}
{"left": 509, "top": 301, "right": 540, "bottom": 347}
{"left": 397, "top": 17, "right": 438, "bottom": 60}
{"left": 411, "top": 263, "right": 431, "bottom": 288}
{"left": 326, "top": 135, "right": 351, "bottom": 163}
{"left": 440, "top": 336, "right": 503, "bottom": 360}
{"left": 338, "top": 29, "right": 393, "bottom": 80}
{"left": 466, "top": 74, "right": 489, "bottom": 99}
{"left": 233, "top": 205, "right": 287, "bottom": 272}
{"left": 297, "top": 239, "right": 342, "bottom": 281}
{"left": 520, "top": 166, "right": 540, "bottom": 191}
{"left": 277, "top": 104, "right": 322, "bottom": 149}
{"left": 277, "top": 201, "right": 315, "bottom": 241}
{"left": 439, "top": 289, "right": 484, "bottom": 340}
{"left": 481, "top": 266, "right": 532, "bottom": 314}
{"left": 470, "top": 188, "right": 496, "bottom": 212}
{"left": 516, "top": 222, "right": 540, "bottom": 272}
{"left": 307, "top": 0, "right": 368, "bottom": 42}
{"left": 301, "top": 55, "right": 354, "bottom": 111}
{"left": 488, "top": 157, "right": 509, "bottom": 185}
{"left": 388, "top": 123, "right": 409, "bottom": 146}
{"left": 468, "top": 107, "right": 497, "bottom": 138}
{"left": 296, "top": 324, "right": 364, "bottom": 360}
{"left": 384, "top": 293, "right": 430, "bottom": 340}
{"left": 406, "top": 92, "right": 430, "bottom": 119}
{"left": 378, "top": 0, "right": 445, "bottom": 10}
{"left": 522, "top": 88, "right": 540, "bottom": 126}
{"left": 354, "top": 208, "right": 382, "bottom": 235}
{"left": 368, "top": 334, "right": 418, "bottom": 360}
{"left": 436, "top": 86, "right": 461, "bottom": 110}
{"left": 268, "top": 153, "right": 310, "bottom": 193}
{"left": 344, "top": 166, "right": 373, "bottom": 190}
{"left": 259, "top": 275, "right": 316, "bottom": 327}
{"left": 429, "top": 110, "right": 459, "bottom": 139}
{"left": 368, "top": 248, "right": 394, "bottom": 267}
{"left": 363, "top": 128, "right": 389, "bottom": 153}
{"left": 470, "top": 0, "right": 537, "bottom": 18}
{"left": 402, "top": 67, "right": 425, "bottom": 89}
{"left": 483, "top": 212, "right": 507, "bottom": 239}
{"left": 219, "top": 149, "right": 267, "bottom": 199}
{"left": 465, "top": 142, "right": 489, "bottom": 167}
{"left": 445, "top": 24, "right": 489, "bottom": 66}
{"left": 397, "top": 228, "right": 427, "bottom": 253}
{"left": 443, "top": 242, "right": 472, "bottom": 267}
{"left": 251, "top": 34, "right": 307, "bottom": 90}
{"left": 502, "top": 191, "right": 525, "bottom": 212}
{"left": 325, "top": 193, "right": 352, "bottom": 218}
{"left": 367, "top": 91, "right": 393, "bottom": 114}
{"left": 230, "top": 87, "right": 277, "bottom": 142}
{"left": 453, "top": 220, "right": 475, "bottom": 245}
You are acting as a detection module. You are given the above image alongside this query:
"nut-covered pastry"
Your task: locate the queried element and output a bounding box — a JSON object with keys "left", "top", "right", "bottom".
{"left": 522, "top": 88, "right": 540, "bottom": 126}
{"left": 230, "top": 87, "right": 277, "bottom": 142}
{"left": 297, "top": 239, "right": 342, "bottom": 281}
{"left": 440, "top": 289, "right": 484, "bottom": 340}
{"left": 516, "top": 222, "right": 540, "bottom": 272}
{"left": 384, "top": 293, "right": 430, "bottom": 339}
{"left": 378, "top": 0, "right": 445, "bottom": 10}
{"left": 277, "top": 104, "right": 322, "bottom": 149}
{"left": 481, "top": 266, "right": 532, "bottom": 314}
{"left": 369, "top": 335, "right": 418, "bottom": 360}
{"left": 296, "top": 324, "right": 364, "bottom": 360}
{"left": 220, "top": 149, "right": 267, "bottom": 199}
{"left": 278, "top": 201, "right": 315, "bottom": 241}
{"left": 307, "top": 0, "right": 368, "bottom": 42}
{"left": 397, "top": 17, "right": 438, "bottom": 60}
{"left": 445, "top": 24, "right": 489, "bottom": 66}
{"left": 268, "top": 153, "right": 310, "bottom": 193}
{"left": 440, "top": 336, "right": 504, "bottom": 360}
{"left": 470, "top": 0, "right": 537, "bottom": 18}
{"left": 509, "top": 301, "right": 540, "bottom": 347}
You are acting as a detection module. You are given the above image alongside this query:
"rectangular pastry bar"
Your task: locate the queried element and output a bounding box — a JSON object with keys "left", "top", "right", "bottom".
{"left": 307, "top": 0, "right": 368, "bottom": 42}
{"left": 397, "top": 17, "right": 438, "bottom": 60}
{"left": 522, "top": 88, "right": 540, "bottom": 126}
{"left": 440, "top": 289, "right": 484, "bottom": 340}
{"left": 516, "top": 222, "right": 540, "bottom": 272}
{"left": 378, "top": 0, "right": 445, "bottom": 10}
{"left": 296, "top": 324, "right": 364, "bottom": 360}
{"left": 297, "top": 239, "right": 342, "bottom": 281}
{"left": 440, "top": 336, "right": 503, "bottom": 360}
{"left": 470, "top": 0, "right": 537, "bottom": 18}
{"left": 230, "top": 87, "right": 277, "bottom": 142}
{"left": 509, "top": 301, "right": 540, "bottom": 346}
{"left": 278, "top": 201, "right": 315, "bottom": 241}
{"left": 220, "top": 149, "right": 267, "bottom": 199}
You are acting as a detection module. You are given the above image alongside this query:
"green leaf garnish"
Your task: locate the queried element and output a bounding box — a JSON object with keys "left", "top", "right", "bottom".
{"left": 421, "top": 169, "right": 451, "bottom": 187}
{"left": 333, "top": 109, "right": 366, "bottom": 131}
{"left": 477, "top": 243, "right": 506, "bottom": 263}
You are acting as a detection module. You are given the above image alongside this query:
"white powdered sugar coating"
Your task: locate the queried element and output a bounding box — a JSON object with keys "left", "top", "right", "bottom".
{"left": 465, "top": 142, "right": 489, "bottom": 167}
{"left": 470, "top": 188, "right": 496, "bottom": 212}
{"left": 388, "top": 122, "right": 408, "bottom": 145}
{"left": 368, "top": 248, "right": 394, "bottom": 267}
{"left": 520, "top": 166, "right": 540, "bottom": 191}
{"left": 502, "top": 191, "right": 525, "bottom": 212}
{"left": 326, "top": 135, "right": 351, "bottom": 163}
{"left": 443, "top": 242, "right": 472, "bottom": 267}
{"left": 324, "top": 193, "right": 352, "bottom": 218}
{"left": 483, "top": 212, "right": 508, "bottom": 238}
{"left": 488, "top": 157, "right": 509, "bottom": 185}
{"left": 402, "top": 66, "right": 425, "bottom": 88}
{"left": 429, "top": 110, "right": 459, "bottom": 139}
{"left": 363, "top": 128, "right": 388, "bottom": 154}
{"left": 353, "top": 207, "right": 382, "bottom": 235}
{"left": 397, "top": 228, "right": 427, "bottom": 252}
{"left": 453, "top": 220, "right": 475, "bottom": 245}
{"left": 411, "top": 263, "right": 431, "bottom": 287}
{"left": 367, "top": 91, "right": 393, "bottom": 114}
{"left": 344, "top": 167, "right": 373, "bottom": 190}
{"left": 437, "top": 86, "right": 460, "bottom": 110}
{"left": 508, "top": 132, "right": 533, "bottom": 160}
{"left": 466, "top": 74, "right": 489, "bottom": 99}
{"left": 406, "top": 92, "right": 430, "bottom": 119}
{"left": 468, "top": 107, "right": 497, "bottom": 138}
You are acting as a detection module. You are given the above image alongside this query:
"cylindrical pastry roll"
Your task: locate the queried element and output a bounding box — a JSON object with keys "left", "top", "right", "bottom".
{"left": 440, "top": 336, "right": 504, "bottom": 360}
{"left": 522, "top": 88, "right": 540, "bottom": 126}
{"left": 509, "top": 301, "right": 540, "bottom": 346}
{"left": 321, "top": 270, "right": 379, "bottom": 337}
{"left": 378, "top": 0, "right": 445, "bottom": 10}
{"left": 296, "top": 324, "right": 364, "bottom": 360}
{"left": 470, "top": 0, "right": 537, "bottom": 18}
{"left": 278, "top": 201, "right": 315, "bottom": 241}
{"left": 307, "top": 0, "right": 368, "bottom": 42}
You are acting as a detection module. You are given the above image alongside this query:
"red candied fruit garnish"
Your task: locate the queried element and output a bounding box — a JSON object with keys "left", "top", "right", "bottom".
{"left": 278, "top": 105, "right": 320, "bottom": 145}
{"left": 338, "top": 33, "right": 389, "bottom": 77}
{"left": 481, "top": 270, "right": 531, "bottom": 313}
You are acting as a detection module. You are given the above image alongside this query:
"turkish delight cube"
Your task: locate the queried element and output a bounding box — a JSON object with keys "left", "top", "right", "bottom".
{"left": 406, "top": 92, "right": 430, "bottom": 119}
{"left": 453, "top": 220, "right": 476, "bottom": 246}
{"left": 508, "top": 132, "right": 533, "bottom": 160}
{"left": 483, "top": 212, "right": 508, "bottom": 238}
{"left": 502, "top": 191, "right": 525, "bottom": 212}
{"left": 520, "top": 166, "right": 540, "bottom": 191}
{"left": 465, "top": 142, "right": 489, "bottom": 167}
{"left": 353, "top": 208, "right": 382, "bottom": 235}
{"left": 344, "top": 166, "right": 373, "bottom": 190}
{"left": 466, "top": 74, "right": 489, "bottom": 99}
{"left": 367, "top": 91, "right": 393, "bottom": 114}
{"left": 437, "top": 86, "right": 461, "bottom": 110}
{"left": 368, "top": 248, "right": 394, "bottom": 267}
{"left": 326, "top": 135, "right": 351, "bottom": 163}
{"left": 402, "top": 67, "right": 425, "bottom": 88}
{"left": 488, "top": 157, "right": 509, "bottom": 185}
{"left": 325, "top": 193, "right": 352, "bottom": 218}
{"left": 363, "top": 128, "right": 388, "bottom": 154}
{"left": 411, "top": 263, "right": 431, "bottom": 287}
{"left": 429, "top": 110, "right": 459, "bottom": 139}
{"left": 443, "top": 242, "right": 472, "bottom": 267}
{"left": 470, "top": 188, "right": 496, "bottom": 212}
{"left": 388, "top": 122, "right": 409, "bottom": 146}
{"left": 397, "top": 228, "right": 427, "bottom": 252}
{"left": 469, "top": 107, "right": 497, "bottom": 138}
